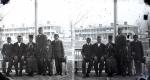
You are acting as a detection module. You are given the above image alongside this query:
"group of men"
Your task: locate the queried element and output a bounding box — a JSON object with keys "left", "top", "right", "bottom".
{"left": 81, "top": 28, "right": 144, "bottom": 78}
{"left": 1, "top": 27, "right": 65, "bottom": 77}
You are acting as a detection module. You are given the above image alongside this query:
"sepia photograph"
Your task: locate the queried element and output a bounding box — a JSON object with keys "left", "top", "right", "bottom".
{"left": 0, "top": 0, "right": 150, "bottom": 80}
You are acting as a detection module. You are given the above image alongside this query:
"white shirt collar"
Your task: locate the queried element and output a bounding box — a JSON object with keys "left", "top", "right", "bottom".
{"left": 18, "top": 43, "right": 21, "bottom": 46}
{"left": 86, "top": 43, "right": 91, "bottom": 45}
{"left": 97, "top": 43, "right": 101, "bottom": 47}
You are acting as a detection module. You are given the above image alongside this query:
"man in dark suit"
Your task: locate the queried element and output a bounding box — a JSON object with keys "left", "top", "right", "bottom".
{"left": 52, "top": 34, "right": 64, "bottom": 75}
{"left": 35, "top": 27, "right": 47, "bottom": 75}
{"left": 13, "top": 35, "right": 26, "bottom": 76}
{"left": 81, "top": 37, "right": 93, "bottom": 77}
{"left": 105, "top": 35, "right": 117, "bottom": 77}
{"left": 26, "top": 35, "right": 37, "bottom": 76}
{"left": 131, "top": 35, "right": 144, "bottom": 76}
{"left": 1, "top": 37, "right": 14, "bottom": 76}
{"left": 115, "top": 28, "right": 127, "bottom": 76}
{"left": 93, "top": 36, "right": 106, "bottom": 77}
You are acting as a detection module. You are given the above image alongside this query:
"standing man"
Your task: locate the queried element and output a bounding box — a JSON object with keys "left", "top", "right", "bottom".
{"left": 81, "top": 37, "right": 93, "bottom": 78}
{"left": 131, "top": 35, "right": 144, "bottom": 76}
{"left": 105, "top": 35, "right": 117, "bottom": 77}
{"left": 26, "top": 35, "right": 37, "bottom": 76}
{"left": 93, "top": 36, "right": 106, "bottom": 77}
{"left": 52, "top": 34, "right": 65, "bottom": 75}
{"left": 1, "top": 37, "right": 14, "bottom": 76}
{"left": 35, "top": 27, "right": 47, "bottom": 75}
{"left": 13, "top": 35, "right": 26, "bottom": 76}
{"left": 115, "top": 28, "right": 127, "bottom": 76}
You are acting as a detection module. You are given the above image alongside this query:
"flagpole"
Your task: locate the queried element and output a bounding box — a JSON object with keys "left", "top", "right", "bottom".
{"left": 114, "top": 0, "right": 117, "bottom": 38}
{"left": 35, "top": 0, "right": 38, "bottom": 36}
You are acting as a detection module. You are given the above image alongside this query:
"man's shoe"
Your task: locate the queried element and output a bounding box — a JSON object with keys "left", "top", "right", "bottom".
{"left": 86, "top": 74, "right": 89, "bottom": 77}
{"left": 55, "top": 73, "right": 59, "bottom": 76}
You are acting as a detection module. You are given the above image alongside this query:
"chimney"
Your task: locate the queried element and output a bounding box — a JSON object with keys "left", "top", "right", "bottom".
{"left": 99, "top": 24, "right": 102, "bottom": 27}
{"left": 124, "top": 21, "right": 127, "bottom": 25}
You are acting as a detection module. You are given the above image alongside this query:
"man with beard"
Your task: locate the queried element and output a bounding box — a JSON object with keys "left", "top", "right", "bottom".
{"left": 26, "top": 35, "right": 37, "bottom": 76}
{"left": 93, "top": 36, "right": 106, "bottom": 77}
{"left": 35, "top": 27, "right": 47, "bottom": 75}
{"left": 115, "top": 28, "right": 127, "bottom": 76}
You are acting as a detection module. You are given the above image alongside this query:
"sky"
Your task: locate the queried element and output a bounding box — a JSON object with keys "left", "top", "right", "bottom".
{"left": 0, "top": 0, "right": 150, "bottom": 30}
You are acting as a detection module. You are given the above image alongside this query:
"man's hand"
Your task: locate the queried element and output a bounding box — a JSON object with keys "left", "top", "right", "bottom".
{"left": 21, "top": 56, "right": 24, "bottom": 60}
{"left": 14, "top": 56, "right": 18, "bottom": 60}
{"left": 101, "top": 56, "right": 104, "bottom": 61}
{"left": 94, "top": 56, "right": 98, "bottom": 61}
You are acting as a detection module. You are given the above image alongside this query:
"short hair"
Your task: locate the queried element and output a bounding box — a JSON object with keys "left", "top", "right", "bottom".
{"left": 118, "top": 28, "right": 122, "bottom": 31}
{"left": 133, "top": 35, "right": 138, "bottom": 38}
{"left": 29, "top": 35, "right": 33, "bottom": 39}
{"left": 47, "top": 39, "right": 51, "bottom": 42}
{"left": 7, "top": 37, "right": 11, "bottom": 40}
{"left": 54, "top": 34, "right": 59, "bottom": 37}
{"left": 17, "top": 35, "right": 22, "bottom": 38}
{"left": 38, "top": 27, "right": 43, "bottom": 30}
{"left": 108, "top": 35, "right": 113, "bottom": 40}
{"left": 97, "top": 36, "right": 101, "bottom": 39}
{"left": 86, "top": 37, "right": 91, "bottom": 40}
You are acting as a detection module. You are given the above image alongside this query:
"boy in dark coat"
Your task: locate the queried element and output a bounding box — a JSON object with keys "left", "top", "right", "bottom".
{"left": 131, "top": 35, "right": 144, "bottom": 76}
{"left": 81, "top": 37, "right": 93, "bottom": 77}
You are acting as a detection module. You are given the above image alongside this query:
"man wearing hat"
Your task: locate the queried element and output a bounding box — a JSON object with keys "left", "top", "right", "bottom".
{"left": 52, "top": 34, "right": 64, "bottom": 75}
{"left": 93, "top": 36, "right": 106, "bottom": 77}
{"left": 115, "top": 28, "right": 127, "bottom": 76}
{"left": 35, "top": 27, "right": 47, "bottom": 75}
{"left": 13, "top": 35, "right": 26, "bottom": 76}
{"left": 105, "top": 35, "right": 117, "bottom": 77}
{"left": 81, "top": 37, "right": 93, "bottom": 77}
{"left": 131, "top": 35, "right": 144, "bottom": 76}
{"left": 26, "top": 35, "right": 37, "bottom": 76}
{"left": 1, "top": 37, "right": 14, "bottom": 76}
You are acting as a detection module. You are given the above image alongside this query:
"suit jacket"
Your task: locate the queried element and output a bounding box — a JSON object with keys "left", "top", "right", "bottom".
{"left": 81, "top": 43, "right": 93, "bottom": 58}
{"left": 106, "top": 42, "right": 116, "bottom": 58}
{"left": 13, "top": 42, "right": 26, "bottom": 57}
{"left": 131, "top": 40, "right": 144, "bottom": 61}
{"left": 1, "top": 43, "right": 14, "bottom": 57}
{"left": 35, "top": 34, "right": 47, "bottom": 58}
{"left": 92, "top": 42, "right": 106, "bottom": 58}
{"left": 52, "top": 40, "right": 64, "bottom": 58}
{"left": 115, "top": 34, "right": 126, "bottom": 50}
{"left": 36, "top": 34, "right": 47, "bottom": 49}
{"left": 26, "top": 42, "right": 36, "bottom": 57}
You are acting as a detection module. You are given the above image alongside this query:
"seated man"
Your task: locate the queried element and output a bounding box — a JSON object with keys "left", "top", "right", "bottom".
{"left": 81, "top": 38, "right": 93, "bottom": 77}
{"left": 93, "top": 36, "right": 106, "bottom": 77}
{"left": 26, "top": 35, "right": 37, "bottom": 76}
{"left": 1, "top": 37, "right": 14, "bottom": 76}
{"left": 13, "top": 36, "right": 26, "bottom": 76}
